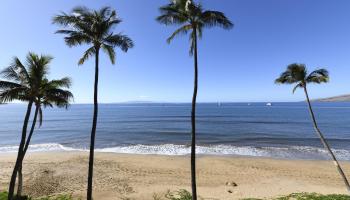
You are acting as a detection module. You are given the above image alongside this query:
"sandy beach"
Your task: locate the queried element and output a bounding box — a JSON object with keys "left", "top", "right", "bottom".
{"left": 0, "top": 152, "right": 349, "bottom": 200}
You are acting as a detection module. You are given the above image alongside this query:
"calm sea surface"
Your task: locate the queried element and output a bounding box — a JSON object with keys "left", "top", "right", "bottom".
{"left": 1, "top": 102, "right": 350, "bottom": 160}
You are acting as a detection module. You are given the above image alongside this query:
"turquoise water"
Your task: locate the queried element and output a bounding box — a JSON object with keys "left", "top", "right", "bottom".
{"left": 1, "top": 102, "right": 350, "bottom": 160}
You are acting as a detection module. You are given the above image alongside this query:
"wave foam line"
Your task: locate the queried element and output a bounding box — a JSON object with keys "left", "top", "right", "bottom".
{"left": 0, "top": 143, "right": 349, "bottom": 160}
{"left": 0, "top": 143, "right": 85, "bottom": 153}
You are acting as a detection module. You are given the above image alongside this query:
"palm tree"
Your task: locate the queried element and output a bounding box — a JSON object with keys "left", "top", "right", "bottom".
{"left": 17, "top": 76, "right": 73, "bottom": 197}
{"left": 156, "top": 1, "right": 233, "bottom": 199}
{"left": 0, "top": 52, "right": 73, "bottom": 200}
{"left": 53, "top": 6, "right": 134, "bottom": 200}
{"left": 275, "top": 63, "right": 350, "bottom": 193}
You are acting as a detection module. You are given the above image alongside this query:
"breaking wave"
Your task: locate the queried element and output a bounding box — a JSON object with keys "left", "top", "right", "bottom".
{"left": 1, "top": 143, "right": 349, "bottom": 160}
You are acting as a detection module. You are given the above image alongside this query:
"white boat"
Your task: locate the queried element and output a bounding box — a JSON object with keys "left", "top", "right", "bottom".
{"left": 266, "top": 102, "right": 272, "bottom": 106}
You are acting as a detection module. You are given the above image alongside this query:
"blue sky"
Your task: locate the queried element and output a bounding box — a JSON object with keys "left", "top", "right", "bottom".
{"left": 1, "top": 0, "right": 350, "bottom": 103}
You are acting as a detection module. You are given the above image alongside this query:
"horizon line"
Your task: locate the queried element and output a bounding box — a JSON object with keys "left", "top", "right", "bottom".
{"left": 1, "top": 101, "right": 320, "bottom": 105}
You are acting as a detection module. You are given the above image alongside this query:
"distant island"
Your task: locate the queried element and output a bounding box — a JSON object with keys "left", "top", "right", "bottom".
{"left": 313, "top": 94, "right": 350, "bottom": 102}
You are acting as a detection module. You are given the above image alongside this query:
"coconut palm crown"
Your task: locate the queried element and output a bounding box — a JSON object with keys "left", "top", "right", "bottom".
{"left": 157, "top": 0, "right": 233, "bottom": 54}
{"left": 52, "top": 6, "right": 134, "bottom": 65}
{"left": 0, "top": 53, "right": 73, "bottom": 115}
{"left": 275, "top": 63, "right": 329, "bottom": 92}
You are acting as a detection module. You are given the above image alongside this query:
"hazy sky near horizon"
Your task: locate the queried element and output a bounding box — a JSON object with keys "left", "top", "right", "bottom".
{"left": 1, "top": 0, "right": 350, "bottom": 103}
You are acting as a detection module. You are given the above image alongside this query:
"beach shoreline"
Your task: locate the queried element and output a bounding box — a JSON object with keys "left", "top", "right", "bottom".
{"left": 1, "top": 152, "right": 349, "bottom": 200}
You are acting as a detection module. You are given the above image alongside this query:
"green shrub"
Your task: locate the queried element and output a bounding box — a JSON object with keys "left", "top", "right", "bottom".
{"left": 164, "top": 189, "right": 192, "bottom": 200}
{"left": 0, "top": 192, "right": 31, "bottom": 200}
{"left": 36, "top": 194, "right": 75, "bottom": 200}
{"left": 275, "top": 193, "right": 350, "bottom": 200}
{"left": 0, "top": 192, "right": 8, "bottom": 200}
{"left": 0, "top": 192, "right": 75, "bottom": 200}
{"left": 242, "top": 193, "right": 350, "bottom": 200}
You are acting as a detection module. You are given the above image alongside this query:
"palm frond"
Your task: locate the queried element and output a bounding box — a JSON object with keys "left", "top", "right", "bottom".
{"left": 1, "top": 57, "right": 30, "bottom": 84}
{"left": 47, "top": 77, "right": 72, "bottom": 88}
{"left": 99, "top": 6, "right": 112, "bottom": 18}
{"left": 107, "top": 18, "right": 122, "bottom": 29}
{"left": 78, "top": 47, "right": 96, "bottom": 65}
{"left": 104, "top": 33, "right": 134, "bottom": 52}
{"left": 52, "top": 13, "right": 77, "bottom": 26}
{"left": 53, "top": 6, "right": 89, "bottom": 26}
{"left": 0, "top": 81, "right": 23, "bottom": 90}
{"left": 306, "top": 69, "right": 329, "bottom": 84}
{"left": 52, "top": 12, "right": 91, "bottom": 34}
{"left": 197, "top": 26, "right": 203, "bottom": 39}
{"left": 105, "top": 10, "right": 121, "bottom": 29}
{"left": 44, "top": 88, "right": 73, "bottom": 108}
{"left": 27, "top": 53, "right": 52, "bottom": 87}
{"left": 157, "top": 1, "right": 188, "bottom": 25}
{"left": 167, "top": 24, "right": 192, "bottom": 43}
{"left": 101, "top": 44, "right": 116, "bottom": 64}
{"left": 12, "top": 57, "right": 30, "bottom": 83}
{"left": 72, "top": 6, "right": 90, "bottom": 15}
{"left": 55, "top": 29, "right": 76, "bottom": 34}
{"left": 0, "top": 87, "right": 29, "bottom": 103}
{"left": 276, "top": 63, "right": 307, "bottom": 84}
{"left": 53, "top": 8, "right": 94, "bottom": 44}
{"left": 292, "top": 82, "right": 303, "bottom": 93}
{"left": 62, "top": 31, "right": 92, "bottom": 47}
{"left": 275, "top": 71, "right": 294, "bottom": 84}
{"left": 156, "top": 13, "right": 188, "bottom": 25}
{"left": 0, "top": 66, "right": 22, "bottom": 83}
{"left": 201, "top": 11, "right": 233, "bottom": 29}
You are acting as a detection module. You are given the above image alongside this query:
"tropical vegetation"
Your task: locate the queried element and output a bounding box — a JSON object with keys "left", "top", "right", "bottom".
{"left": 0, "top": 192, "right": 76, "bottom": 200}
{"left": 242, "top": 193, "right": 350, "bottom": 200}
{"left": 275, "top": 63, "right": 350, "bottom": 192}
{"left": 0, "top": 53, "right": 73, "bottom": 200}
{"left": 156, "top": 0, "right": 233, "bottom": 199}
{"left": 52, "top": 6, "right": 134, "bottom": 200}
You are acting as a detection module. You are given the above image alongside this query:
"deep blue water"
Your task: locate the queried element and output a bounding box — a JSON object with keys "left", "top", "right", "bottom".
{"left": 1, "top": 102, "right": 350, "bottom": 160}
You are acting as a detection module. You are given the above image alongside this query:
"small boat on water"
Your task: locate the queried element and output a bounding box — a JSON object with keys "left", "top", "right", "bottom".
{"left": 266, "top": 102, "right": 272, "bottom": 106}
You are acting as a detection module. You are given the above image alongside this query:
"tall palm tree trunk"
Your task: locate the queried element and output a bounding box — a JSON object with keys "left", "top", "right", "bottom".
{"left": 16, "top": 105, "right": 40, "bottom": 196}
{"left": 87, "top": 47, "right": 100, "bottom": 200}
{"left": 16, "top": 165, "right": 22, "bottom": 198}
{"left": 191, "top": 28, "right": 198, "bottom": 200}
{"left": 303, "top": 85, "right": 350, "bottom": 192}
{"left": 8, "top": 101, "right": 33, "bottom": 200}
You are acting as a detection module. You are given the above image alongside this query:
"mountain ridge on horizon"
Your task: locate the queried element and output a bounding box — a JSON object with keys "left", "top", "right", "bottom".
{"left": 312, "top": 94, "right": 350, "bottom": 102}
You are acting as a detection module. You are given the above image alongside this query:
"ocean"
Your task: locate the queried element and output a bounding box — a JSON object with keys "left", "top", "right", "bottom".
{"left": 1, "top": 102, "right": 350, "bottom": 160}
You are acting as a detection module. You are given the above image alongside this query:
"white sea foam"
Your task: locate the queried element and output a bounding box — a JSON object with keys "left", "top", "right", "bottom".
{"left": 0, "top": 143, "right": 85, "bottom": 153}
{"left": 1, "top": 143, "right": 349, "bottom": 160}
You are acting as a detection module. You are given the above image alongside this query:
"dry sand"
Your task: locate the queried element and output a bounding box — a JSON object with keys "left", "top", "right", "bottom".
{"left": 0, "top": 152, "right": 349, "bottom": 200}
